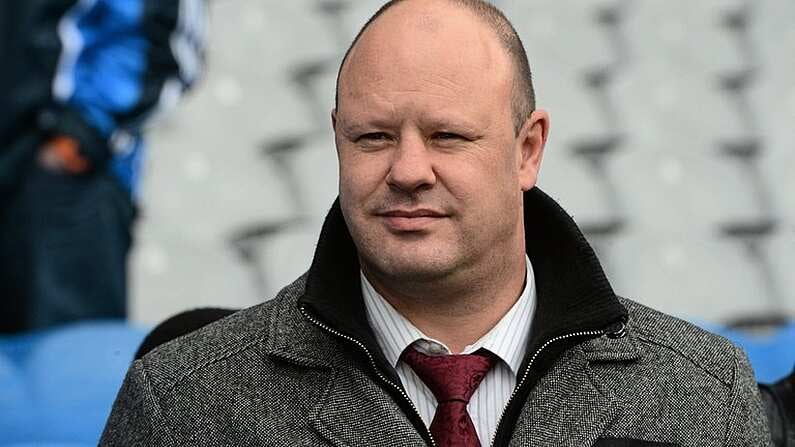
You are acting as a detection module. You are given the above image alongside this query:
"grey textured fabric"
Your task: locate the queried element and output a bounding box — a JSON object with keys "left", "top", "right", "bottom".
{"left": 101, "top": 274, "right": 771, "bottom": 446}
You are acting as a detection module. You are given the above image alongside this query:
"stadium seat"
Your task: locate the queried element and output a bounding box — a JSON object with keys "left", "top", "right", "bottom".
{"left": 0, "top": 322, "right": 147, "bottom": 445}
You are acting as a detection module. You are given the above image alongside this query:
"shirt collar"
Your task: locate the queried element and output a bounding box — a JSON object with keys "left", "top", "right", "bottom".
{"left": 361, "top": 255, "right": 536, "bottom": 376}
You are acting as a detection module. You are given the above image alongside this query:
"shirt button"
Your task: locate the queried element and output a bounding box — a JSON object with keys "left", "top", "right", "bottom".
{"left": 429, "top": 344, "right": 446, "bottom": 355}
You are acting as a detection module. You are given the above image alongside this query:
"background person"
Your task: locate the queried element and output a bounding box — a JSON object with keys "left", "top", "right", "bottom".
{"left": 0, "top": 0, "right": 205, "bottom": 333}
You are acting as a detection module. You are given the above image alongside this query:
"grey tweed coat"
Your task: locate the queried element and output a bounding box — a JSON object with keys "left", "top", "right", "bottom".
{"left": 101, "top": 189, "right": 772, "bottom": 446}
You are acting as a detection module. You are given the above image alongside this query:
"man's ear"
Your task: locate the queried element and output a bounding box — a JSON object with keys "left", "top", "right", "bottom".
{"left": 516, "top": 109, "right": 550, "bottom": 191}
{"left": 331, "top": 108, "right": 338, "bottom": 131}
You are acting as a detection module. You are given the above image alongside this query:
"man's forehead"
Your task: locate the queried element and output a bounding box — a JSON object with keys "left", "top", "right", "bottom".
{"left": 358, "top": 0, "right": 468, "bottom": 40}
{"left": 347, "top": 3, "right": 488, "bottom": 57}
{"left": 338, "top": 0, "right": 511, "bottom": 104}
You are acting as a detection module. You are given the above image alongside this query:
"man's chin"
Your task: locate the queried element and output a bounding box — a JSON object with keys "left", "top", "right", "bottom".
{"left": 372, "top": 257, "right": 460, "bottom": 283}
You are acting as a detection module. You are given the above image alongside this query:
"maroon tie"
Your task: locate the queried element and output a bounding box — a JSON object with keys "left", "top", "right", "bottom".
{"left": 401, "top": 347, "right": 497, "bottom": 447}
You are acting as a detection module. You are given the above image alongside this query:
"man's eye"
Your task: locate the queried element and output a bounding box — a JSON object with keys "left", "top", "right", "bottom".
{"left": 434, "top": 132, "right": 464, "bottom": 140}
{"left": 357, "top": 132, "right": 389, "bottom": 142}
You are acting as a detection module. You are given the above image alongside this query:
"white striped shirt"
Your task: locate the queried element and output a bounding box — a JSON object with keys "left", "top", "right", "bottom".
{"left": 361, "top": 256, "right": 536, "bottom": 445}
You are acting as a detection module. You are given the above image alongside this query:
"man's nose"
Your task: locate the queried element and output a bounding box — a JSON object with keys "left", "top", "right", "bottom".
{"left": 385, "top": 134, "right": 437, "bottom": 193}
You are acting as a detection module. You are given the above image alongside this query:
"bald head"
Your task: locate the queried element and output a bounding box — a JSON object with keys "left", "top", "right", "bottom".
{"left": 335, "top": 0, "right": 535, "bottom": 134}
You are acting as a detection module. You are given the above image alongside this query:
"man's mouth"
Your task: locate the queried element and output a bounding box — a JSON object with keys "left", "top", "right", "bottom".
{"left": 376, "top": 209, "right": 447, "bottom": 232}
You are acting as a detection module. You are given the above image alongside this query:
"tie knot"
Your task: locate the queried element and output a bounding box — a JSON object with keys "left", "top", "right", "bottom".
{"left": 401, "top": 347, "right": 496, "bottom": 403}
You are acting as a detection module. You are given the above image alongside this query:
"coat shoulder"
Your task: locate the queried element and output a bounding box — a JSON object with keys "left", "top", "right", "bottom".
{"left": 618, "top": 296, "right": 742, "bottom": 387}
{"left": 137, "top": 274, "right": 310, "bottom": 396}
{"left": 582, "top": 298, "right": 771, "bottom": 447}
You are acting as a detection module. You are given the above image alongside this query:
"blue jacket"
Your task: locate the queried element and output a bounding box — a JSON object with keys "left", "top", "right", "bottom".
{"left": 0, "top": 0, "right": 205, "bottom": 198}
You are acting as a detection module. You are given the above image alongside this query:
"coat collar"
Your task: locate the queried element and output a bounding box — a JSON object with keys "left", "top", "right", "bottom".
{"left": 297, "top": 186, "right": 627, "bottom": 365}
{"left": 286, "top": 187, "right": 632, "bottom": 445}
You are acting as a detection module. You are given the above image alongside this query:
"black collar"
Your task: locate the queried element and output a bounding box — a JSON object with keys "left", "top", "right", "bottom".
{"left": 298, "top": 187, "right": 627, "bottom": 444}
{"left": 298, "top": 186, "right": 627, "bottom": 368}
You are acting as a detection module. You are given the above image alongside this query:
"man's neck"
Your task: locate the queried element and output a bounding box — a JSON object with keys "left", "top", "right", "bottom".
{"left": 362, "top": 250, "right": 527, "bottom": 354}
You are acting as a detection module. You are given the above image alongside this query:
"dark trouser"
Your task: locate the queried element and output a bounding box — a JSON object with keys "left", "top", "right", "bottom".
{"left": 0, "top": 163, "right": 135, "bottom": 333}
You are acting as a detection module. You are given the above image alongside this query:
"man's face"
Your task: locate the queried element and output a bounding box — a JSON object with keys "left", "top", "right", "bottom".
{"left": 334, "top": 2, "right": 544, "bottom": 284}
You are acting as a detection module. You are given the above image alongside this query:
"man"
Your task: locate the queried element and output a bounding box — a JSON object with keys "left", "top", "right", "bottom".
{"left": 0, "top": 0, "right": 205, "bottom": 332}
{"left": 101, "top": 0, "right": 771, "bottom": 445}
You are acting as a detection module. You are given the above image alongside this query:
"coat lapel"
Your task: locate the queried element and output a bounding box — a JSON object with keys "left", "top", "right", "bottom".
{"left": 309, "top": 363, "right": 427, "bottom": 447}
{"left": 264, "top": 292, "right": 426, "bottom": 446}
{"left": 509, "top": 332, "right": 642, "bottom": 446}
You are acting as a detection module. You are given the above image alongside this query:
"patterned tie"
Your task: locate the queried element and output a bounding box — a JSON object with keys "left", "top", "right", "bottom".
{"left": 401, "top": 347, "right": 497, "bottom": 447}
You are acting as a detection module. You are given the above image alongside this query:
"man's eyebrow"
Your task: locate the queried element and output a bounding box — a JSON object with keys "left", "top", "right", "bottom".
{"left": 422, "top": 116, "right": 481, "bottom": 133}
{"left": 338, "top": 115, "right": 396, "bottom": 133}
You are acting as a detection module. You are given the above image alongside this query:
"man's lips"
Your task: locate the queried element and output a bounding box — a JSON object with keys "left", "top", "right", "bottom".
{"left": 379, "top": 209, "right": 445, "bottom": 218}
{"left": 375, "top": 209, "right": 448, "bottom": 231}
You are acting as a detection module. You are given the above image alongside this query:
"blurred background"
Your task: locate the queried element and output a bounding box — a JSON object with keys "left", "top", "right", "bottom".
{"left": 134, "top": 0, "right": 795, "bottom": 325}
{"left": 1, "top": 0, "right": 794, "bottom": 445}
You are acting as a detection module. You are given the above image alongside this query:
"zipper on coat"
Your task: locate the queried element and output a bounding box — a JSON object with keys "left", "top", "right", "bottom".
{"left": 302, "top": 302, "right": 625, "bottom": 447}
{"left": 300, "top": 305, "right": 437, "bottom": 447}
{"left": 489, "top": 322, "right": 625, "bottom": 447}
